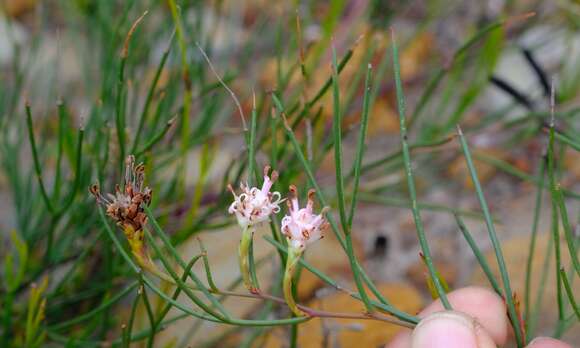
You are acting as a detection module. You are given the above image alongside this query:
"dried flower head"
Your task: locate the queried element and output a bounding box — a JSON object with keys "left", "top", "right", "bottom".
{"left": 90, "top": 155, "right": 152, "bottom": 232}
{"left": 228, "top": 166, "right": 283, "bottom": 230}
{"left": 281, "top": 185, "right": 329, "bottom": 251}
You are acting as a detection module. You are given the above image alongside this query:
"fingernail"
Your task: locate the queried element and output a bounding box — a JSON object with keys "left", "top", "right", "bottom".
{"left": 412, "top": 311, "right": 493, "bottom": 348}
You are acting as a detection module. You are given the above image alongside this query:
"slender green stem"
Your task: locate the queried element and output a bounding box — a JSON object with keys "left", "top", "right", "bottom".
{"left": 553, "top": 130, "right": 580, "bottom": 151}
{"left": 331, "top": 46, "right": 347, "bottom": 231}
{"left": 272, "top": 95, "right": 346, "bottom": 251}
{"left": 527, "top": 231, "right": 553, "bottom": 339}
{"left": 283, "top": 247, "right": 304, "bottom": 316}
{"left": 52, "top": 100, "right": 66, "bottom": 201}
{"left": 142, "top": 274, "right": 310, "bottom": 327}
{"left": 268, "top": 41, "right": 355, "bottom": 164}
{"left": 56, "top": 126, "right": 84, "bottom": 217}
{"left": 247, "top": 96, "right": 258, "bottom": 186}
{"left": 152, "top": 253, "right": 204, "bottom": 328}
{"left": 248, "top": 237, "right": 261, "bottom": 292}
{"left": 134, "top": 116, "right": 175, "bottom": 157}
{"left": 131, "top": 31, "right": 174, "bottom": 155}
{"left": 264, "top": 235, "right": 419, "bottom": 324}
{"left": 273, "top": 93, "right": 404, "bottom": 320}
{"left": 409, "top": 13, "right": 533, "bottom": 128}
{"left": 351, "top": 136, "right": 453, "bottom": 178}
{"left": 238, "top": 227, "right": 255, "bottom": 292}
{"left": 348, "top": 63, "right": 372, "bottom": 228}
{"left": 454, "top": 214, "right": 502, "bottom": 295}
{"left": 143, "top": 226, "right": 230, "bottom": 321}
{"left": 554, "top": 184, "right": 580, "bottom": 277}
{"left": 359, "top": 193, "right": 488, "bottom": 221}
{"left": 25, "top": 103, "right": 54, "bottom": 215}
{"left": 473, "top": 152, "right": 580, "bottom": 200}
{"left": 138, "top": 276, "right": 157, "bottom": 348}
{"left": 547, "top": 113, "right": 565, "bottom": 326}
{"left": 123, "top": 285, "right": 141, "bottom": 348}
{"left": 391, "top": 29, "right": 451, "bottom": 309}
{"left": 306, "top": 46, "right": 354, "bottom": 109}
{"left": 115, "top": 53, "right": 127, "bottom": 171}
{"left": 48, "top": 282, "right": 138, "bottom": 330}
{"left": 525, "top": 156, "right": 546, "bottom": 327}
{"left": 330, "top": 45, "right": 373, "bottom": 313}
{"left": 560, "top": 268, "right": 580, "bottom": 320}
{"left": 166, "top": 0, "right": 192, "bottom": 161}
{"left": 456, "top": 126, "right": 524, "bottom": 347}
{"left": 197, "top": 239, "right": 219, "bottom": 292}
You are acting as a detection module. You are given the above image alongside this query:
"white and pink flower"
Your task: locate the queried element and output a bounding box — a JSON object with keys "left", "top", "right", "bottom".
{"left": 281, "top": 185, "right": 329, "bottom": 251}
{"left": 228, "top": 166, "right": 283, "bottom": 230}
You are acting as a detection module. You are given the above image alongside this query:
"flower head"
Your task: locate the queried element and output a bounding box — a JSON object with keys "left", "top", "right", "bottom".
{"left": 90, "top": 155, "right": 152, "bottom": 232}
{"left": 228, "top": 166, "right": 283, "bottom": 230}
{"left": 281, "top": 185, "right": 329, "bottom": 251}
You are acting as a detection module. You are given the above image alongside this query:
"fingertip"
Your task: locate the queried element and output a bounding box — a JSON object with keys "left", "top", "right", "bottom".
{"left": 385, "top": 329, "right": 411, "bottom": 348}
{"left": 411, "top": 311, "right": 496, "bottom": 348}
{"left": 420, "top": 286, "right": 508, "bottom": 345}
{"left": 527, "top": 337, "right": 574, "bottom": 348}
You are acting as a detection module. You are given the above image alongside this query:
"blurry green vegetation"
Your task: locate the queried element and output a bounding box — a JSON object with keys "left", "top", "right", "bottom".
{"left": 0, "top": 0, "right": 578, "bottom": 347}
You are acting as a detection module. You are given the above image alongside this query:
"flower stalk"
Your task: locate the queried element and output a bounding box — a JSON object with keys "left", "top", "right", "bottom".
{"left": 283, "top": 246, "right": 304, "bottom": 316}
{"left": 238, "top": 226, "right": 256, "bottom": 292}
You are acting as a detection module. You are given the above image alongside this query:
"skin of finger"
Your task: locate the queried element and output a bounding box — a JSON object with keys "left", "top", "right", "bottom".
{"left": 411, "top": 311, "right": 497, "bottom": 348}
{"left": 386, "top": 286, "right": 508, "bottom": 348}
{"left": 526, "top": 337, "right": 574, "bottom": 348}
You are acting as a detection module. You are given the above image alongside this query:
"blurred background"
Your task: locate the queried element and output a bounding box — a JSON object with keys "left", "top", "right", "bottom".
{"left": 0, "top": 0, "right": 578, "bottom": 347}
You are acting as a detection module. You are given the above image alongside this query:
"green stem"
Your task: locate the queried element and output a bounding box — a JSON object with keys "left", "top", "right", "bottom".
{"left": 524, "top": 156, "right": 545, "bottom": 328}
{"left": 131, "top": 31, "right": 174, "bottom": 155}
{"left": 547, "top": 116, "right": 565, "bottom": 326}
{"left": 456, "top": 126, "right": 524, "bottom": 347}
{"left": 455, "top": 214, "right": 502, "bottom": 295}
{"left": 560, "top": 268, "right": 580, "bottom": 321}
{"left": 283, "top": 247, "right": 304, "bottom": 316}
{"left": 115, "top": 54, "right": 127, "bottom": 171}
{"left": 25, "top": 103, "right": 55, "bottom": 215}
{"left": 167, "top": 0, "right": 192, "bottom": 186}
{"left": 330, "top": 45, "right": 373, "bottom": 313}
{"left": 391, "top": 29, "right": 451, "bottom": 309}
{"left": 527, "top": 230, "right": 553, "bottom": 339}
{"left": 238, "top": 227, "right": 255, "bottom": 292}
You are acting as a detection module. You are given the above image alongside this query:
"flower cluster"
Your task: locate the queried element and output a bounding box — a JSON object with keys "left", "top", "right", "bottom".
{"left": 228, "top": 168, "right": 329, "bottom": 252}
{"left": 281, "top": 185, "right": 329, "bottom": 252}
{"left": 228, "top": 166, "right": 283, "bottom": 230}
{"left": 90, "top": 155, "right": 152, "bottom": 233}
{"left": 228, "top": 168, "right": 329, "bottom": 308}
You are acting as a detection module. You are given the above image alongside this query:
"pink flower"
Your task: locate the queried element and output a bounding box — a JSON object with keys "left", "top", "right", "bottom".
{"left": 281, "top": 185, "right": 329, "bottom": 251}
{"left": 228, "top": 166, "right": 283, "bottom": 229}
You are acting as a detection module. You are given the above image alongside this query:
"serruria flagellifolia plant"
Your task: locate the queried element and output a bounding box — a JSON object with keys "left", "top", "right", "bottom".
{"left": 93, "top": 154, "right": 415, "bottom": 329}
{"left": 1, "top": 2, "right": 579, "bottom": 347}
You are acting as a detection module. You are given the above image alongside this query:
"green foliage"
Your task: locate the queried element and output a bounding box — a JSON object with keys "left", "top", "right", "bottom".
{"left": 0, "top": 1, "right": 577, "bottom": 347}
